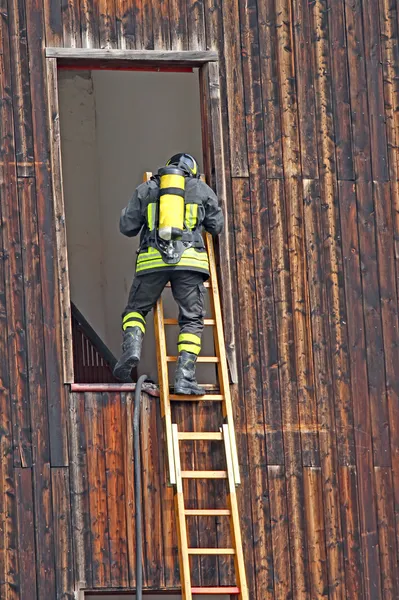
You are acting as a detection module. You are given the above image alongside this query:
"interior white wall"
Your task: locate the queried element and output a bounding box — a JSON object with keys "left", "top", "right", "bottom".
{"left": 58, "top": 71, "right": 108, "bottom": 343}
{"left": 59, "top": 69, "right": 215, "bottom": 382}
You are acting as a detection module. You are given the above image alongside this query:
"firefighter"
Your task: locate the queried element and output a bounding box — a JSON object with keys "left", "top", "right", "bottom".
{"left": 113, "top": 153, "right": 224, "bottom": 394}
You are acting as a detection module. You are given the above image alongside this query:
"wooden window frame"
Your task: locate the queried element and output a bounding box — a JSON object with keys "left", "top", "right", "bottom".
{"left": 46, "top": 48, "right": 237, "bottom": 384}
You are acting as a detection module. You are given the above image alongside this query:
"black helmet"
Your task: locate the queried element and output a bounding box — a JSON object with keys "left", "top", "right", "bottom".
{"left": 166, "top": 153, "right": 199, "bottom": 177}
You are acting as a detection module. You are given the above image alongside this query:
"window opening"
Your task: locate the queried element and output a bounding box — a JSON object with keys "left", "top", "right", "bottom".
{"left": 58, "top": 68, "right": 216, "bottom": 384}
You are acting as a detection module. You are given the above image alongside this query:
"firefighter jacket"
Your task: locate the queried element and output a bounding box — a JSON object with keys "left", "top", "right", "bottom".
{"left": 120, "top": 176, "right": 224, "bottom": 277}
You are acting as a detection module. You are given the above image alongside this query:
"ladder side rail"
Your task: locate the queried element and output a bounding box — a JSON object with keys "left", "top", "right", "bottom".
{"left": 172, "top": 424, "right": 193, "bottom": 600}
{"left": 206, "top": 233, "right": 241, "bottom": 485}
{"left": 222, "top": 425, "right": 249, "bottom": 600}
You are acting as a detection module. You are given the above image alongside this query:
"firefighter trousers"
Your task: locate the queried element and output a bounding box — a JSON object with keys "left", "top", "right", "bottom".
{"left": 122, "top": 270, "right": 207, "bottom": 354}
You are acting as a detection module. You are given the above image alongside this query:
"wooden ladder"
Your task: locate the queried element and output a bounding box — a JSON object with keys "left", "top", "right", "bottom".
{"left": 153, "top": 232, "right": 248, "bottom": 598}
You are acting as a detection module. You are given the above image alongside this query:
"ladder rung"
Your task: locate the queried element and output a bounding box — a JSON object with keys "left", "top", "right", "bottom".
{"left": 191, "top": 587, "right": 241, "bottom": 595}
{"left": 178, "top": 432, "right": 223, "bottom": 441}
{"left": 169, "top": 394, "right": 224, "bottom": 401}
{"left": 164, "top": 318, "right": 215, "bottom": 325}
{"left": 188, "top": 548, "right": 235, "bottom": 555}
{"left": 181, "top": 470, "right": 227, "bottom": 479}
{"left": 181, "top": 471, "right": 227, "bottom": 479}
{"left": 185, "top": 509, "right": 231, "bottom": 516}
{"left": 167, "top": 356, "right": 219, "bottom": 363}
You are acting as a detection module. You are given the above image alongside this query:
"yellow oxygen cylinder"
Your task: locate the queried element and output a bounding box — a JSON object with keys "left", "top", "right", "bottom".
{"left": 158, "top": 166, "right": 185, "bottom": 241}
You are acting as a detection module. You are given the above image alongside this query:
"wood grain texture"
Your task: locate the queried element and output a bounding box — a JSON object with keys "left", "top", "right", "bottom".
{"left": 15, "top": 468, "right": 37, "bottom": 600}
{"left": 26, "top": 0, "right": 68, "bottom": 467}
{"left": 2, "top": 0, "right": 399, "bottom": 597}
{"left": 0, "top": 10, "right": 31, "bottom": 469}
{"left": 339, "top": 180, "right": 382, "bottom": 599}
{"left": 52, "top": 467, "right": 75, "bottom": 599}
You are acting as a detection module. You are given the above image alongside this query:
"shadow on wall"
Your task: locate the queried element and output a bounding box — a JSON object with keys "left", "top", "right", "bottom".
{"left": 59, "top": 69, "right": 216, "bottom": 383}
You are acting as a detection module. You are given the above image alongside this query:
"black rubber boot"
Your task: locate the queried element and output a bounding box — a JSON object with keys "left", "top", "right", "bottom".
{"left": 113, "top": 326, "right": 144, "bottom": 382}
{"left": 174, "top": 350, "right": 204, "bottom": 396}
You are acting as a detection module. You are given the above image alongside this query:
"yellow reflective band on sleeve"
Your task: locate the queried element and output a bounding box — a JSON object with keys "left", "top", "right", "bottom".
{"left": 185, "top": 203, "right": 198, "bottom": 230}
{"left": 147, "top": 203, "right": 156, "bottom": 231}
{"left": 123, "top": 320, "right": 145, "bottom": 333}
{"left": 178, "top": 333, "right": 201, "bottom": 346}
{"left": 160, "top": 174, "right": 185, "bottom": 189}
{"left": 123, "top": 311, "right": 146, "bottom": 325}
{"left": 178, "top": 343, "right": 201, "bottom": 355}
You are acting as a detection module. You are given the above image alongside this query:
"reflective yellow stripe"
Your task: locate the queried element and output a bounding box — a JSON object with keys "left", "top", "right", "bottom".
{"left": 185, "top": 203, "right": 198, "bottom": 230}
{"left": 178, "top": 343, "right": 201, "bottom": 355}
{"left": 178, "top": 333, "right": 201, "bottom": 346}
{"left": 123, "top": 312, "right": 146, "bottom": 325}
{"left": 136, "top": 247, "right": 209, "bottom": 273}
{"left": 147, "top": 203, "right": 156, "bottom": 231}
{"left": 136, "top": 258, "right": 209, "bottom": 272}
{"left": 160, "top": 174, "right": 185, "bottom": 189}
{"left": 123, "top": 320, "right": 145, "bottom": 333}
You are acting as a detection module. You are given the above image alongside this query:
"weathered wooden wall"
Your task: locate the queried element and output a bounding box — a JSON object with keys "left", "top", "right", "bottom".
{"left": 1, "top": 0, "right": 399, "bottom": 598}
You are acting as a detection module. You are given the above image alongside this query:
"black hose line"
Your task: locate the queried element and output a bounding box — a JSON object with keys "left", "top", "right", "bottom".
{"left": 134, "top": 374, "right": 148, "bottom": 600}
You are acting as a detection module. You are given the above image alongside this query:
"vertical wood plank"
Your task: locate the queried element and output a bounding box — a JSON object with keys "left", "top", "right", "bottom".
{"left": 69, "top": 392, "right": 93, "bottom": 589}
{"left": 43, "top": 0, "right": 63, "bottom": 46}
{"left": 52, "top": 467, "right": 75, "bottom": 599}
{"left": 99, "top": 0, "right": 118, "bottom": 48}
{"left": 0, "top": 10, "right": 31, "bottom": 468}
{"left": 328, "top": 0, "right": 354, "bottom": 180}
{"left": 374, "top": 467, "right": 399, "bottom": 600}
{"left": 339, "top": 180, "right": 382, "bottom": 599}
{"left": 141, "top": 393, "right": 165, "bottom": 588}
{"left": 268, "top": 466, "right": 292, "bottom": 600}
{"left": 291, "top": 0, "right": 319, "bottom": 179}
{"left": 232, "top": 178, "right": 273, "bottom": 600}
{"left": 343, "top": 0, "right": 372, "bottom": 180}
{"left": 46, "top": 58, "right": 74, "bottom": 385}
{"left": 379, "top": 0, "right": 399, "bottom": 182}
{"left": 373, "top": 181, "right": 399, "bottom": 588}
{"left": 199, "top": 62, "right": 239, "bottom": 384}
{"left": 0, "top": 159, "right": 20, "bottom": 599}
{"left": 168, "top": 0, "right": 188, "bottom": 50}
{"left": 310, "top": 0, "right": 356, "bottom": 468}
{"left": 141, "top": 0, "right": 154, "bottom": 49}
{"left": 238, "top": 0, "right": 283, "bottom": 465}
{"left": 303, "top": 467, "right": 328, "bottom": 599}
{"left": 8, "top": 0, "right": 35, "bottom": 178}
{"left": 193, "top": 404, "right": 219, "bottom": 588}
{"left": 303, "top": 178, "right": 345, "bottom": 598}
{"left": 268, "top": 176, "right": 310, "bottom": 597}
{"left": 152, "top": 0, "right": 170, "bottom": 49}
{"left": 85, "top": 392, "right": 111, "bottom": 587}
{"left": 103, "top": 393, "right": 128, "bottom": 587}
{"left": 26, "top": 0, "right": 68, "bottom": 467}
{"left": 356, "top": 180, "right": 390, "bottom": 468}
{"left": 157, "top": 395, "right": 179, "bottom": 588}
{"left": 257, "top": 0, "right": 284, "bottom": 179}
{"left": 338, "top": 466, "right": 363, "bottom": 599}
{"left": 80, "top": 0, "right": 100, "bottom": 47}
{"left": 187, "top": 0, "right": 205, "bottom": 51}
{"left": 16, "top": 468, "right": 38, "bottom": 600}
{"left": 275, "top": 0, "right": 318, "bottom": 471}
{"left": 122, "top": 392, "right": 137, "bottom": 588}
{"left": 221, "top": 0, "right": 249, "bottom": 177}
{"left": 62, "top": 0, "right": 81, "bottom": 46}
{"left": 19, "top": 177, "right": 57, "bottom": 599}
{"left": 115, "top": 0, "right": 137, "bottom": 49}
{"left": 361, "top": 0, "right": 389, "bottom": 181}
